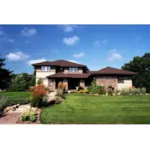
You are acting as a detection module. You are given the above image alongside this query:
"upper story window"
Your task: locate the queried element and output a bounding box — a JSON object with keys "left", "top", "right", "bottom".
{"left": 41, "top": 66, "right": 51, "bottom": 71}
{"left": 118, "top": 77, "right": 124, "bottom": 83}
{"left": 69, "top": 67, "right": 78, "bottom": 72}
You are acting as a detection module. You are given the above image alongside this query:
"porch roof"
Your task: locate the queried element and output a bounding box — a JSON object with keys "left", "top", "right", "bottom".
{"left": 47, "top": 72, "right": 91, "bottom": 79}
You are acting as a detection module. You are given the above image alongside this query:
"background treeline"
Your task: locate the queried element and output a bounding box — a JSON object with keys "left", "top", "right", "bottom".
{"left": 0, "top": 56, "right": 35, "bottom": 91}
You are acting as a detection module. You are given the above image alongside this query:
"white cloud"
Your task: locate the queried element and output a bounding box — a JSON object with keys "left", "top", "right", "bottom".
{"left": 6, "top": 51, "right": 29, "bottom": 61}
{"left": 27, "top": 58, "right": 47, "bottom": 65}
{"left": 21, "top": 28, "right": 37, "bottom": 36}
{"left": 7, "top": 38, "right": 15, "bottom": 43}
{"left": 63, "top": 36, "right": 80, "bottom": 45}
{"left": 94, "top": 39, "right": 108, "bottom": 45}
{"left": 73, "top": 52, "right": 84, "bottom": 58}
{"left": 62, "top": 25, "right": 77, "bottom": 32}
{"left": 68, "top": 60, "right": 79, "bottom": 63}
{"left": 107, "top": 49, "right": 122, "bottom": 61}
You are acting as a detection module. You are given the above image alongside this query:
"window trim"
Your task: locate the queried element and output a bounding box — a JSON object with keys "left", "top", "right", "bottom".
{"left": 69, "top": 67, "right": 78, "bottom": 72}
{"left": 41, "top": 66, "right": 51, "bottom": 72}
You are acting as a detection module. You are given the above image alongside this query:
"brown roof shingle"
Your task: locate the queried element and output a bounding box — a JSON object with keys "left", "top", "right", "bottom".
{"left": 32, "top": 60, "right": 86, "bottom": 67}
{"left": 47, "top": 72, "right": 91, "bottom": 79}
{"left": 95, "top": 67, "right": 137, "bottom": 75}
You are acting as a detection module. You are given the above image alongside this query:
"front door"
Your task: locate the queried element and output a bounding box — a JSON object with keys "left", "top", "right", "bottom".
{"left": 68, "top": 79, "right": 80, "bottom": 89}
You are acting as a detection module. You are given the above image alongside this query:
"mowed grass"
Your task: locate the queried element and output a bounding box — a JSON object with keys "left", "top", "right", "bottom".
{"left": 40, "top": 93, "right": 150, "bottom": 124}
{"left": 0, "top": 92, "right": 31, "bottom": 105}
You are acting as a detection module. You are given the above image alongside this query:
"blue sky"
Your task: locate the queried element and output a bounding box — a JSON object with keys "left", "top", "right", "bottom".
{"left": 0, "top": 25, "right": 149, "bottom": 74}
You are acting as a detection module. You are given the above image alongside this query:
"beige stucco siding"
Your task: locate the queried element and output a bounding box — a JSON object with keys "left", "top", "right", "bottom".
{"left": 117, "top": 79, "right": 132, "bottom": 90}
{"left": 36, "top": 71, "right": 55, "bottom": 78}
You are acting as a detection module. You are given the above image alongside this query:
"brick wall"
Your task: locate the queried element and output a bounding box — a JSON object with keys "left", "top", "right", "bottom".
{"left": 96, "top": 77, "right": 118, "bottom": 90}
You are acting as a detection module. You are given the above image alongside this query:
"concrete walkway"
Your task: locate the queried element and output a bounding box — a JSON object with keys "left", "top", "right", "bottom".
{"left": 0, "top": 113, "right": 21, "bottom": 124}
{"left": 0, "top": 104, "right": 40, "bottom": 124}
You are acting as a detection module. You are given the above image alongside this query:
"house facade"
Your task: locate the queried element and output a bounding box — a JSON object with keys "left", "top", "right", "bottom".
{"left": 32, "top": 60, "right": 137, "bottom": 91}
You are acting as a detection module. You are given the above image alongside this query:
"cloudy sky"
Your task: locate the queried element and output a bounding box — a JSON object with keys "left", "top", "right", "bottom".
{"left": 0, "top": 25, "right": 149, "bottom": 74}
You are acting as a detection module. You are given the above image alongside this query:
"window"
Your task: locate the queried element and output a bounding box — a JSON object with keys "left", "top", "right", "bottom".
{"left": 41, "top": 66, "right": 51, "bottom": 71}
{"left": 118, "top": 77, "right": 124, "bottom": 83}
{"left": 69, "top": 67, "right": 78, "bottom": 72}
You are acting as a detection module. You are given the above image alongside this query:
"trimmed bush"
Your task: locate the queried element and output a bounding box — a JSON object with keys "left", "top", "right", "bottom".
{"left": 141, "top": 87, "right": 146, "bottom": 94}
{"left": 21, "top": 111, "right": 37, "bottom": 122}
{"left": 131, "top": 88, "right": 137, "bottom": 95}
{"left": 137, "top": 88, "right": 141, "bottom": 95}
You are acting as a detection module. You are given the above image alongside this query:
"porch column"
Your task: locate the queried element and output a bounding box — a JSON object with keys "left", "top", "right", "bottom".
{"left": 49, "top": 79, "right": 56, "bottom": 91}
{"left": 80, "top": 79, "right": 85, "bottom": 88}
{"left": 63, "top": 79, "right": 68, "bottom": 90}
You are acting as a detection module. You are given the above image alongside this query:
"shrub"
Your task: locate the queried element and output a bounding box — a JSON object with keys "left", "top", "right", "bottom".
{"left": 78, "top": 89, "right": 89, "bottom": 93}
{"left": 137, "top": 88, "right": 141, "bottom": 95}
{"left": 31, "top": 84, "right": 47, "bottom": 108}
{"left": 78, "top": 86, "right": 84, "bottom": 91}
{"left": 57, "top": 82, "right": 66, "bottom": 93}
{"left": 123, "top": 88, "right": 130, "bottom": 96}
{"left": 108, "top": 89, "right": 113, "bottom": 96}
{"left": 56, "top": 88, "right": 65, "bottom": 99}
{"left": 21, "top": 111, "right": 37, "bottom": 122}
{"left": 131, "top": 88, "right": 137, "bottom": 95}
{"left": 115, "top": 90, "right": 120, "bottom": 96}
{"left": 98, "top": 87, "right": 106, "bottom": 95}
{"left": 37, "top": 78, "right": 43, "bottom": 85}
{"left": 0, "top": 96, "right": 8, "bottom": 116}
{"left": 55, "top": 96, "right": 64, "bottom": 104}
{"left": 141, "top": 87, "right": 146, "bottom": 94}
{"left": 88, "top": 79, "right": 102, "bottom": 94}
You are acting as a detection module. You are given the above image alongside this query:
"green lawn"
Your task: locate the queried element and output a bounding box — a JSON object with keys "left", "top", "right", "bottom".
{"left": 40, "top": 93, "right": 150, "bottom": 124}
{"left": 0, "top": 92, "right": 31, "bottom": 106}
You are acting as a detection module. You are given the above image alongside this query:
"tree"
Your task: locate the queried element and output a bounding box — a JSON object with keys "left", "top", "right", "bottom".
{"left": 0, "top": 56, "right": 12, "bottom": 90}
{"left": 8, "top": 73, "right": 35, "bottom": 91}
{"left": 122, "top": 53, "right": 150, "bottom": 93}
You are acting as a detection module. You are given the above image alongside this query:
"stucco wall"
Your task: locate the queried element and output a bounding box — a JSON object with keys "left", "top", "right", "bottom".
{"left": 35, "top": 78, "right": 49, "bottom": 86}
{"left": 36, "top": 71, "right": 56, "bottom": 78}
{"left": 80, "top": 79, "right": 85, "bottom": 87}
{"left": 117, "top": 79, "right": 132, "bottom": 90}
{"left": 49, "top": 79, "right": 56, "bottom": 91}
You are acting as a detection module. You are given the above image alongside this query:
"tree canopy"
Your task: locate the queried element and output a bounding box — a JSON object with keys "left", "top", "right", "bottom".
{"left": 8, "top": 73, "right": 35, "bottom": 91}
{"left": 0, "top": 56, "right": 12, "bottom": 90}
{"left": 122, "top": 53, "right": 150, "bottom": 93}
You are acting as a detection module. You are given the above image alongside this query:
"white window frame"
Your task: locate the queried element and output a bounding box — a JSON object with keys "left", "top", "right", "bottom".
{"left": 69, "top": 67, "right": 78, "bottom": 72}
{"left": 41, "top": 66, "right": 51, "bottom": 71}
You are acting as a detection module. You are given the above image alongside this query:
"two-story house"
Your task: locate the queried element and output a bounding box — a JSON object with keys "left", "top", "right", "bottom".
{"left": 32, "top": 60, "right": 137, "bottom": 91}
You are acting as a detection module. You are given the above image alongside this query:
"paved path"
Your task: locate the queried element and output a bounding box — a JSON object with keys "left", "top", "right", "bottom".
{"left": 0, "top": 104, "right": 41, "bottom": 124}
{"left": 0, "top": 113, "right": 21, "bottom": 124}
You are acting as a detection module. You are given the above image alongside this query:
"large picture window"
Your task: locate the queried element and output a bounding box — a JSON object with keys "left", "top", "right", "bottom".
{"left": 41, "top": 66, "right": 51, "bottom": 71}
{"left": 69, "top": 67, "right": 78, "bottom": 72}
